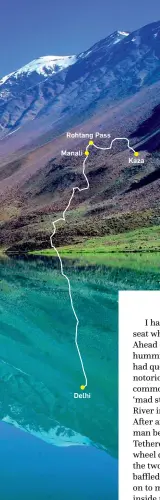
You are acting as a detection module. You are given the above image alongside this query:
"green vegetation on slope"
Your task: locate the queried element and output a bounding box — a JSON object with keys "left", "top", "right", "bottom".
{"left": 29, "top": 226, "right": 160, "bottom": 272}
{"left": 30, "top": 225, "right": 160, "bottom": 255}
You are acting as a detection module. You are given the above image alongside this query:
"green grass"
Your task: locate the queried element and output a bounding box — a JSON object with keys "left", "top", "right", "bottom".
{"left": 29, "top": 226, "right": 160, "bottom": 272}
{"left": 30, "top": 226, "right": 160, "bottom": 255}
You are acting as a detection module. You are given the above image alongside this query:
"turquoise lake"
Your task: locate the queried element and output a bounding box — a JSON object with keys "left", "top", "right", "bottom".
{"left": 0, "top": 254, "right": 159, "bottom": 499}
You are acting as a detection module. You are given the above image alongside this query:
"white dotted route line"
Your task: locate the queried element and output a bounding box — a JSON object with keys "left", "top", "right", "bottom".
{"left": 50, "top": 137, "right": 136, "bottom": 390}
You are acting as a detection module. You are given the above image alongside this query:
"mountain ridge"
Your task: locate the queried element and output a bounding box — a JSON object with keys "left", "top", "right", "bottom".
{"left": 2, "top": 23, "right": 160, "bottom": 145}
{"left": 0, "top": 21, "right": 160, "bottom": 252}
{"left": 0, "top": 30, "right": 129, "bottom": 84}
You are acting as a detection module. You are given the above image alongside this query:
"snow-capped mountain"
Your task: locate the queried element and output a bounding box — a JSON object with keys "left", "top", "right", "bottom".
{"left": 0, "top": 55, "right": 76, "bottom": 85}
{"left": 0, "top": 21, "right": 160, "bottom": 143}
{"left": 0, "top": 31, "right": 128, "bottom": 88}
{"left": 0, "top": 31, "right": 128, "bottom": 102}
{"left": 0, "top": 21, "right": 160, "bottom": 256}
{"left": 0, "top": 55, "right": 76, "bottom": 105}
{"left": 78, "top": 30, "right": 130, "bottom": 59}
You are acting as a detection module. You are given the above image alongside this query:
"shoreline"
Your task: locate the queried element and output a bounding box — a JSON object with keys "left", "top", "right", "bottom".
{"left": 0, "top": 226, "right": 160, "bottom": 267}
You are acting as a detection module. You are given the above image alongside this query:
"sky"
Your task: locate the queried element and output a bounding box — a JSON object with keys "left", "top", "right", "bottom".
{"left": 0, "top": 0, "right": 160, "bottom": 77}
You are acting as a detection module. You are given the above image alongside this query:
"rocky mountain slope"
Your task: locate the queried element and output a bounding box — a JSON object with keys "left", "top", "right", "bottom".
{"left": 0, "top": 55, "right": 76, "bottom": 103}
{"left": 0, "top": 21, "right": 160, "bottom": 251}
{"left": 0, "top": 21, "right": 160, "bottom": 150}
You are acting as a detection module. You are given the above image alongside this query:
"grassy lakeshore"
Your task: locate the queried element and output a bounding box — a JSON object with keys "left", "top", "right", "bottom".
{"left": 29, "top": 226, "right": 160, "bottom": 272}
{"left": 30, "top": 226, "right": 160, "bottom": 254}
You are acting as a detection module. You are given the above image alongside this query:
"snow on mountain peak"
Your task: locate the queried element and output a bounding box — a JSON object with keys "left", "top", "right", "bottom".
{"left": 14, "top": 55, "right": 76, "bottom": 77}
{"left": 118, "top": 31, "right": 130, "bottom": 36}
{"left": 0, "top": 55, "right": 76, "bottom": 86}
{"left": 79, "top": 29, "right": 130, "bottom": 58}
{"left": 0, "top": 32, "right": 130, "bottom": 86}
{"left": 111, "top": 30, "right": 130, "bottom": 45}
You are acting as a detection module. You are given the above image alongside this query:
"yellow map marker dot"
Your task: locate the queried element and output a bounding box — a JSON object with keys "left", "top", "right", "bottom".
{"left": 134, "top": 151, "right": 139, "bottom": 157}
{"left": 84, "top": 150, "right": 89, "bottom": 156}
{"left": 89, "top": 140, "right": 94, "bottom": 146}
{"left": 80, "top": 385, "right": 85, "bottom": 390}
